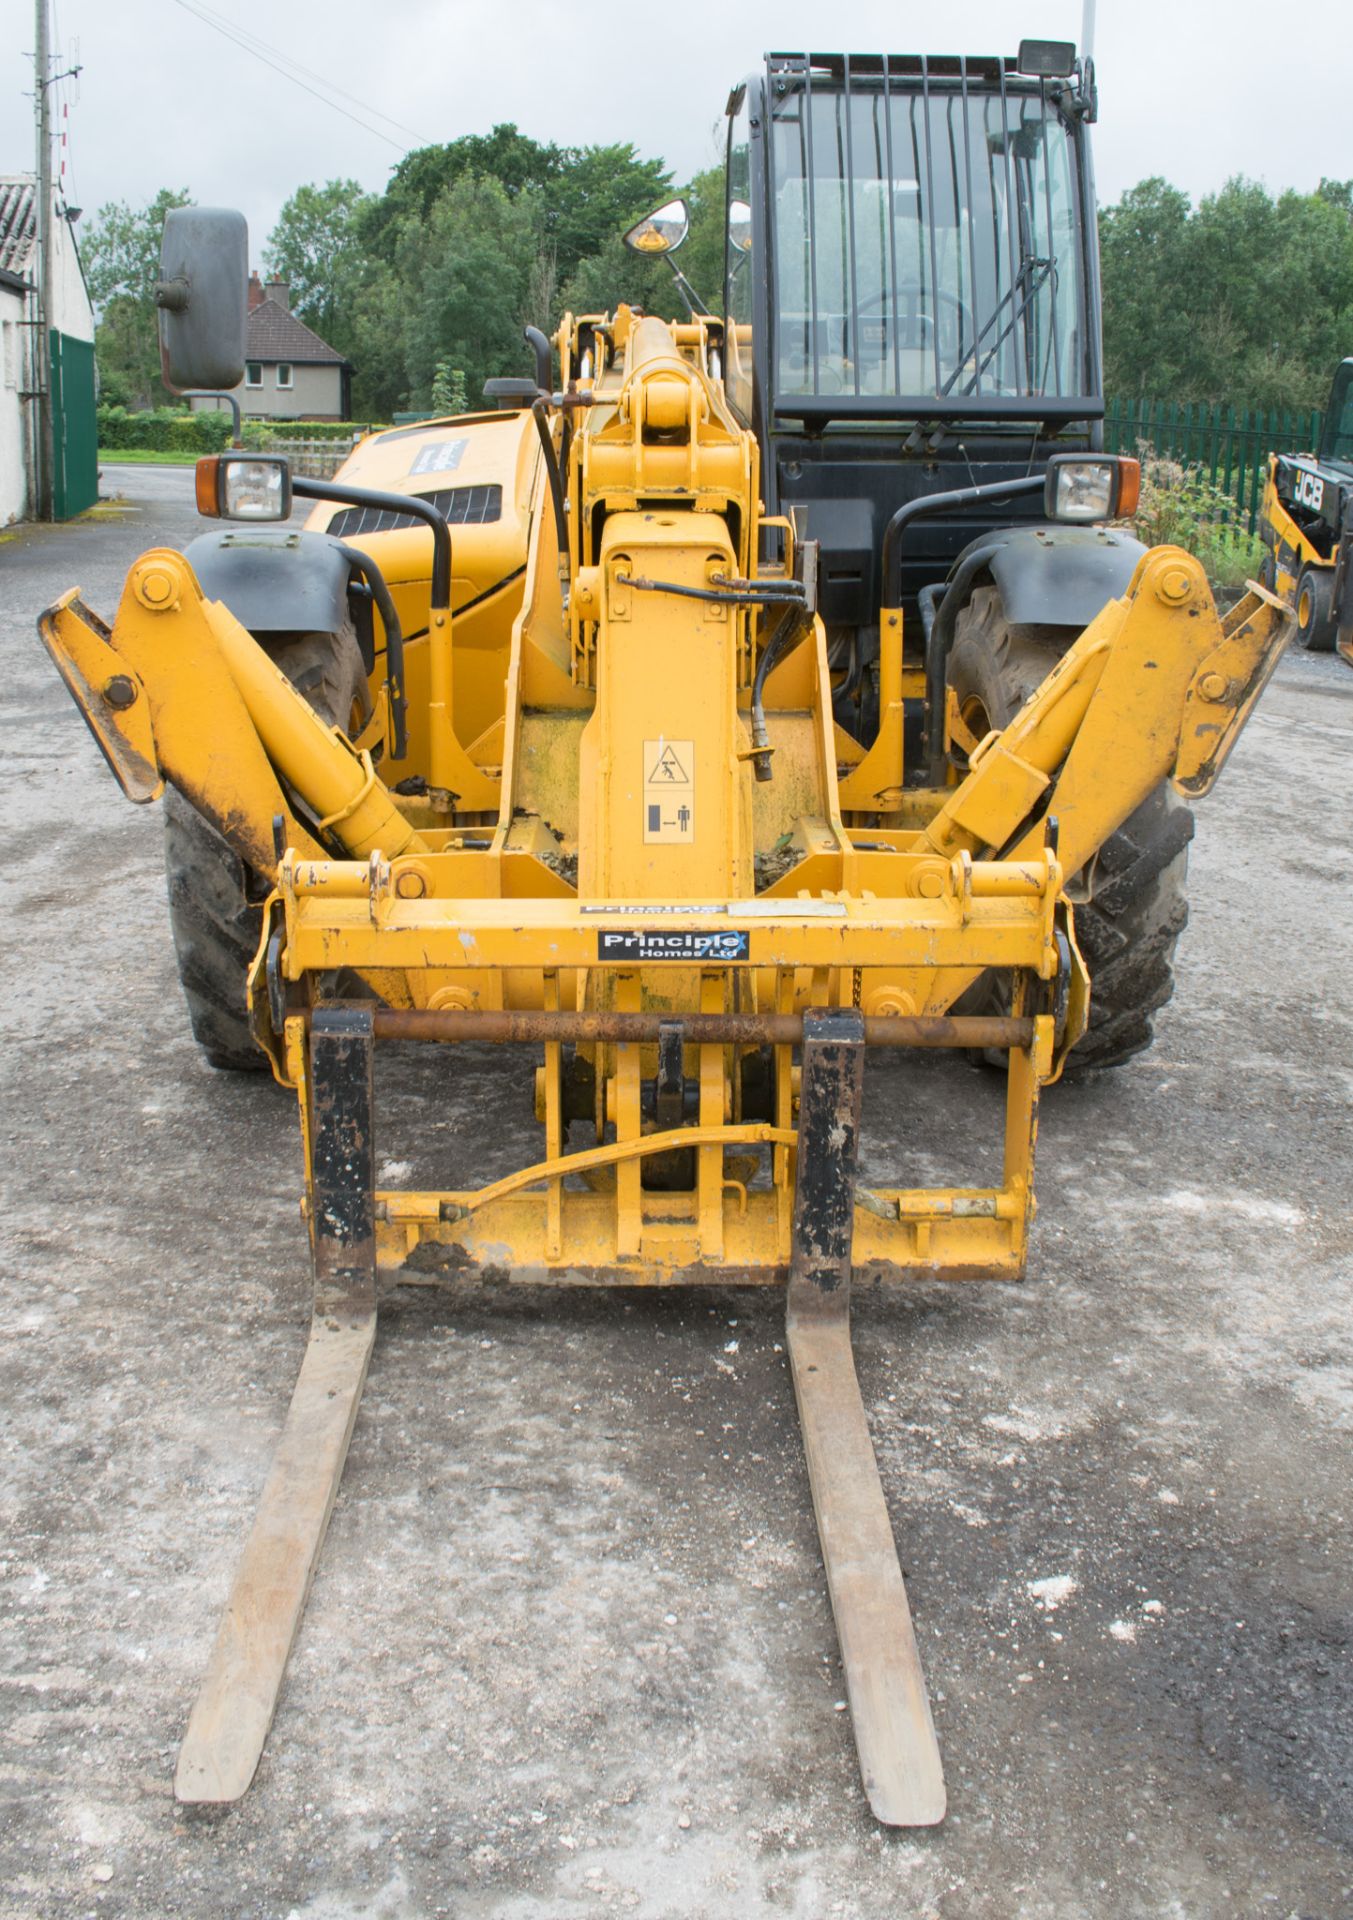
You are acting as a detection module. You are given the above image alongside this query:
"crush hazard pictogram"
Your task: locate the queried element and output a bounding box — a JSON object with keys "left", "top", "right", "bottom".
{"left": 642, "top": 738, "right": 695, "bottom": 844}
{"left": 648, "top": 743, "right": 689, "bottom": 784}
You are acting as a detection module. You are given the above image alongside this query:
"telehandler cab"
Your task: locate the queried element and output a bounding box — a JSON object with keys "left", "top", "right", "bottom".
{"left": 40, "top": 44, "right": 1289, "bottom": 1826}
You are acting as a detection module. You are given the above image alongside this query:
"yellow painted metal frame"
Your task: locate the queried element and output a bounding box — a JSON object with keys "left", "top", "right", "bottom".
{"left": 35, "top": 310, "right": 1290, "bottom": 1304}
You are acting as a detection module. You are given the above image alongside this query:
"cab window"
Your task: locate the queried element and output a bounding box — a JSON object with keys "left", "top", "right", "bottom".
{"left": 725, "top": 91, "right": 754, "bottom": 423}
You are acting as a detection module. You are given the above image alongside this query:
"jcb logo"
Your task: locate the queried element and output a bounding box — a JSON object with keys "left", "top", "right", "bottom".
{"left": 1294, "top": 469, "right": 1325, "bottom": 511}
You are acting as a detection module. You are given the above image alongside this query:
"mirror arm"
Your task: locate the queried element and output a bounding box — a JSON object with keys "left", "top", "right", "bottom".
{"left": 180, "top": 390, "right": 243, "bottom": 448}
{"left": 664, "top": 258, "right": 711, "bottom": 319}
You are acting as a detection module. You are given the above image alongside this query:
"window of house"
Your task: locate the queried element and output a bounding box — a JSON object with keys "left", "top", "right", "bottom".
{"left": 245, "top": 362, "right": 262, "bottom": 388}
{"left": 275, "top": 363, "right": 293, "bottom": 389}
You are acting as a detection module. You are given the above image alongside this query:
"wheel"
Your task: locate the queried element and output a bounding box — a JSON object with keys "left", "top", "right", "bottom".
{"left": 947, "top": 587, "right": 1194, "bottom": 1071}
{"left": 1294, "top": 567, "right": 1336, "bottom": 651}
{"left": 164, "top": 623, "right": 372, "bottom": 1071}
{"left": 1257, "top": 551, "right": 1277, "bottom": 593}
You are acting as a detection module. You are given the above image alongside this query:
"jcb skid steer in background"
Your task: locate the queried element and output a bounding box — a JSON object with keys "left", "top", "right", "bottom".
{"left": 1257, "top": 356, "right": 1353, "bottom": 661}
{"left": 39, "top": 44, "right": 1290, "bottom": 1827}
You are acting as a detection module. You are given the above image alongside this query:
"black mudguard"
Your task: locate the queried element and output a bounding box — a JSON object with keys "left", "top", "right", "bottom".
{"left": 184, "top": 528, "right": 354, "bottom": 636}
{"left": 953, "top": 523, "right": 1148, "bottom": 629}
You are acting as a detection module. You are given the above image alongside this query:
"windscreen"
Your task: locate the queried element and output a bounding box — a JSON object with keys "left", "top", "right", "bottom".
{"left": 770, "top": 65, "right": 1088, "bottom": 405}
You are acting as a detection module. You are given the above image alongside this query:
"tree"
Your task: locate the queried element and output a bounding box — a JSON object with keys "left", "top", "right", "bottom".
{"left": 1098, "top": 177, "right": 1193, "bottom": 400}
{"left": 263, "top": 179, "right": 374, "bottom": 342}
{"left": 82, "top": 187, "right": 193, "bottom": 407}
{"left": 395, "top": 174, "right": 547, "bottom": 408}
{"left": 547, "top": 142, "right": 671, "bottom": 278}
{"left": 362, "top": 126, "right": 560, "bottom": 263}
{"left": 1099, "top": 174, "right": 1353, "bottom": 410}
{"left": 83, "top": 186, "right": 194, "bottom": 309}
{"left": 429, "top": 360, "right": 468, "bottom": 414}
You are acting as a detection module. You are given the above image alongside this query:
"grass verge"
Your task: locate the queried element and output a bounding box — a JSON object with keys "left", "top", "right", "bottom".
{"left": 98, "top": 449, "right": 200, "bottom": 466}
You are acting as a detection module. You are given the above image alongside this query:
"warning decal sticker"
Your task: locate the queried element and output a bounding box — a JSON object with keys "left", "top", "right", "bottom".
{"left": 643, "top": 738, "right": 695, "bottom": 844}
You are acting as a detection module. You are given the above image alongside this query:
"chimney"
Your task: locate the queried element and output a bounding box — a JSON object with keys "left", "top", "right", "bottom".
{"left": 264, "top": 278, "right": 289, "bottom": 313}
{"left": 248, "top": 271, "right": 264, "bottom": 311}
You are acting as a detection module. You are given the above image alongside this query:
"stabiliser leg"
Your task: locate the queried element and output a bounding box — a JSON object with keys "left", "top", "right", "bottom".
{"left": 175, "top": 1006, "right": 378, "bottom": 1804}
{"left": 785, "top": 1009, "right": 947, "bottom": 1827}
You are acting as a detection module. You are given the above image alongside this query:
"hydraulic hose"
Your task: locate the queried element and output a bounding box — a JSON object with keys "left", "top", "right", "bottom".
{"left": 531, "top": 399, "right": 571, "bottom": 581}
{"left": 749, "top": 604, "right": 807, "bottom": 782}
{"left": 328, "top": 541, "right": 407, "bottom": 761}
{"left": 924, "top": 545, "right": 1001, "bottom": 784}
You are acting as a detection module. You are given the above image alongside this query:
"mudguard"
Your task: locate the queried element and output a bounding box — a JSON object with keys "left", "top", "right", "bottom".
{"left": 953, "top": 523, "right": 1148, "bottom": 629}
{"left": 184, "top": 528, "right": 355, "bottom": 636}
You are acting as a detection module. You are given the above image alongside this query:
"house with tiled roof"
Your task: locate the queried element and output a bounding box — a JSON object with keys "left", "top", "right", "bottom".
{"left": 1, "top": 174, "right": 96, "bottom": 522}
{"left": 189, "top": 272, "right": 350, "bottom": 422}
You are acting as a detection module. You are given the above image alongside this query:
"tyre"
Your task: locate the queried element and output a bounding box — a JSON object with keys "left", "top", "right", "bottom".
{"left": 1257, "top": 551, "right": 1277, "bottom": 594}
{"left": 948, "top": 587, "right": 1194, "bottom": 1071}
{"left": 1294, "top": 566, "right": 1336, "bottom": 651}
{"left": 164, "top": 623, "right": 372, "bottom": 1071}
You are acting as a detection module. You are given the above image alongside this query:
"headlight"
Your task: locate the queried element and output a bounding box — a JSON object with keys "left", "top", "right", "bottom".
{"left": 195, "top": 452, "right": 292, "bottom": 521}
{"left": 1044, "top": 454, "right": 1140, "bottom": 524}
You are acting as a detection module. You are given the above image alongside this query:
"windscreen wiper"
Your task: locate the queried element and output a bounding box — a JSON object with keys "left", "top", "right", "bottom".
{"left": 940, "top": 254, "right": 1055, "bottom": 399}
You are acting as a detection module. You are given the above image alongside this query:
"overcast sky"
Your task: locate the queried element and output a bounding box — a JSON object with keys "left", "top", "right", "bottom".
{"left": 4, "top": 0, "right": 1351, "bottom": 267}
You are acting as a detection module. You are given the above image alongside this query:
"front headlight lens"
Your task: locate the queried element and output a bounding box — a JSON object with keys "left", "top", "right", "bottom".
{"left": 1047, "top": 459, "right": 1117, "bottom": 522}
{"left": 221, "top": 456, "right": 290, "bottom": 520}
{"left": 1044, "top": 458, "right": 1120, "bottom": 522}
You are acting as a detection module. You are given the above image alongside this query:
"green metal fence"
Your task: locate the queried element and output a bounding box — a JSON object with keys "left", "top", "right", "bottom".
{"left": 1103, "top": 397, "right": 1323, "bottom": 534}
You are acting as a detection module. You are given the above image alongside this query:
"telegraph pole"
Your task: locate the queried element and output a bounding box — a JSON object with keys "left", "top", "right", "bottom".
{"left": 34, "top": 0, "right": 53, "bottom": 520}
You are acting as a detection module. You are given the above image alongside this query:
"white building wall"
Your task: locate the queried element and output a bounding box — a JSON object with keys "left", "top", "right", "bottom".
{"left": 0, "top": 187, "right": 93, "bottom": 523}
{"left": 0, "top": 285, "right": 32, "bottom": 525}
{"left": 50, "top": 211, "right": 94, "bottom": 342}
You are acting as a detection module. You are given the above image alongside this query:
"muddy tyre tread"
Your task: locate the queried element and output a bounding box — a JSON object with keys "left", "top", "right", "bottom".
{"left": 163, "top": 624, "right": 370, "bottom": 1072}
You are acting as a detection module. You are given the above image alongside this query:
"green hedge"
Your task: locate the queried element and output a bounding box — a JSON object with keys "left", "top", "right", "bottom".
{"left": 97, "top": 406, "right": 235, "bottom": 453}
{"left": 97, "top": 408, "right": 380, "bottom": 453}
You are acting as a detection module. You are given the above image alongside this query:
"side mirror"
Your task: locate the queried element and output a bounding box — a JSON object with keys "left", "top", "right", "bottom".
{"left": 156, "top": 207, "right": 248, "bottom": 393}
{"left": 623, "top": 197, "right": 690, "bottom": 256}
{"left": 727, "top": 200, "right": 753, "bottom": 255}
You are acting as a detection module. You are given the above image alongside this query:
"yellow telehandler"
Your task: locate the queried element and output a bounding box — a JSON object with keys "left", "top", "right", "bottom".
{"left": 39, "top": 45, "right": 1288, "bottom": 1827}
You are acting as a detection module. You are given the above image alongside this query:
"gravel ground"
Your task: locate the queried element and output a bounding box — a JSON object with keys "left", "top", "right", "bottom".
{"left": 2, "top": 469, "right": 1350, "bottom": 1919}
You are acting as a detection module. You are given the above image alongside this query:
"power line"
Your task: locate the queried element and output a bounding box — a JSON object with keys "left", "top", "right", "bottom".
{"left": 175, "top": 0, "right": 431, "bottom": 145}
{"left": 171, "top": 0, "right": 429, "bottom": 153}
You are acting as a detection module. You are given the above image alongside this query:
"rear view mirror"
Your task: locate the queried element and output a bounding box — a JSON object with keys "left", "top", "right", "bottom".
{"left": 727, "top": 200, "right": 753, "bottom": 255}
{"left": 623, "top": 198, "right": 690, "bottom": 256}
{"left": 156, "top": 207, "right": 248, "bottom": 392}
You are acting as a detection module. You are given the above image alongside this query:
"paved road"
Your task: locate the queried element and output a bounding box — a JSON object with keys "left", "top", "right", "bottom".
{"left": 2, "top": 479, "right": 1351, "bottom": 1918}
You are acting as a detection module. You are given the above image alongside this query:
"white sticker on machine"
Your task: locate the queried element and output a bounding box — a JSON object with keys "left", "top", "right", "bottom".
{"left": 643, "top": 739, "right": 695, "bottom": 844}
{"left": 409, "top": 438, "right": 468, "bottom": 476}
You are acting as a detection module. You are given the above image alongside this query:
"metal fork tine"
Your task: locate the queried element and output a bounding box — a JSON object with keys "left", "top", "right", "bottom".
{"left": 175, "top": 1006, "right": 378, "bottom": 1804}
{"left": 786, "top": 1009, "right": 946, "bottom": 1826}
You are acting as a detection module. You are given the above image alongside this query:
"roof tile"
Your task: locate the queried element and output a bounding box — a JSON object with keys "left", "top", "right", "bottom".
{"left": 247, "top": 298, "right": 347, "bottom": 366}
{"left": 0, "top": 177, "right": 36, "bottom": 278}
